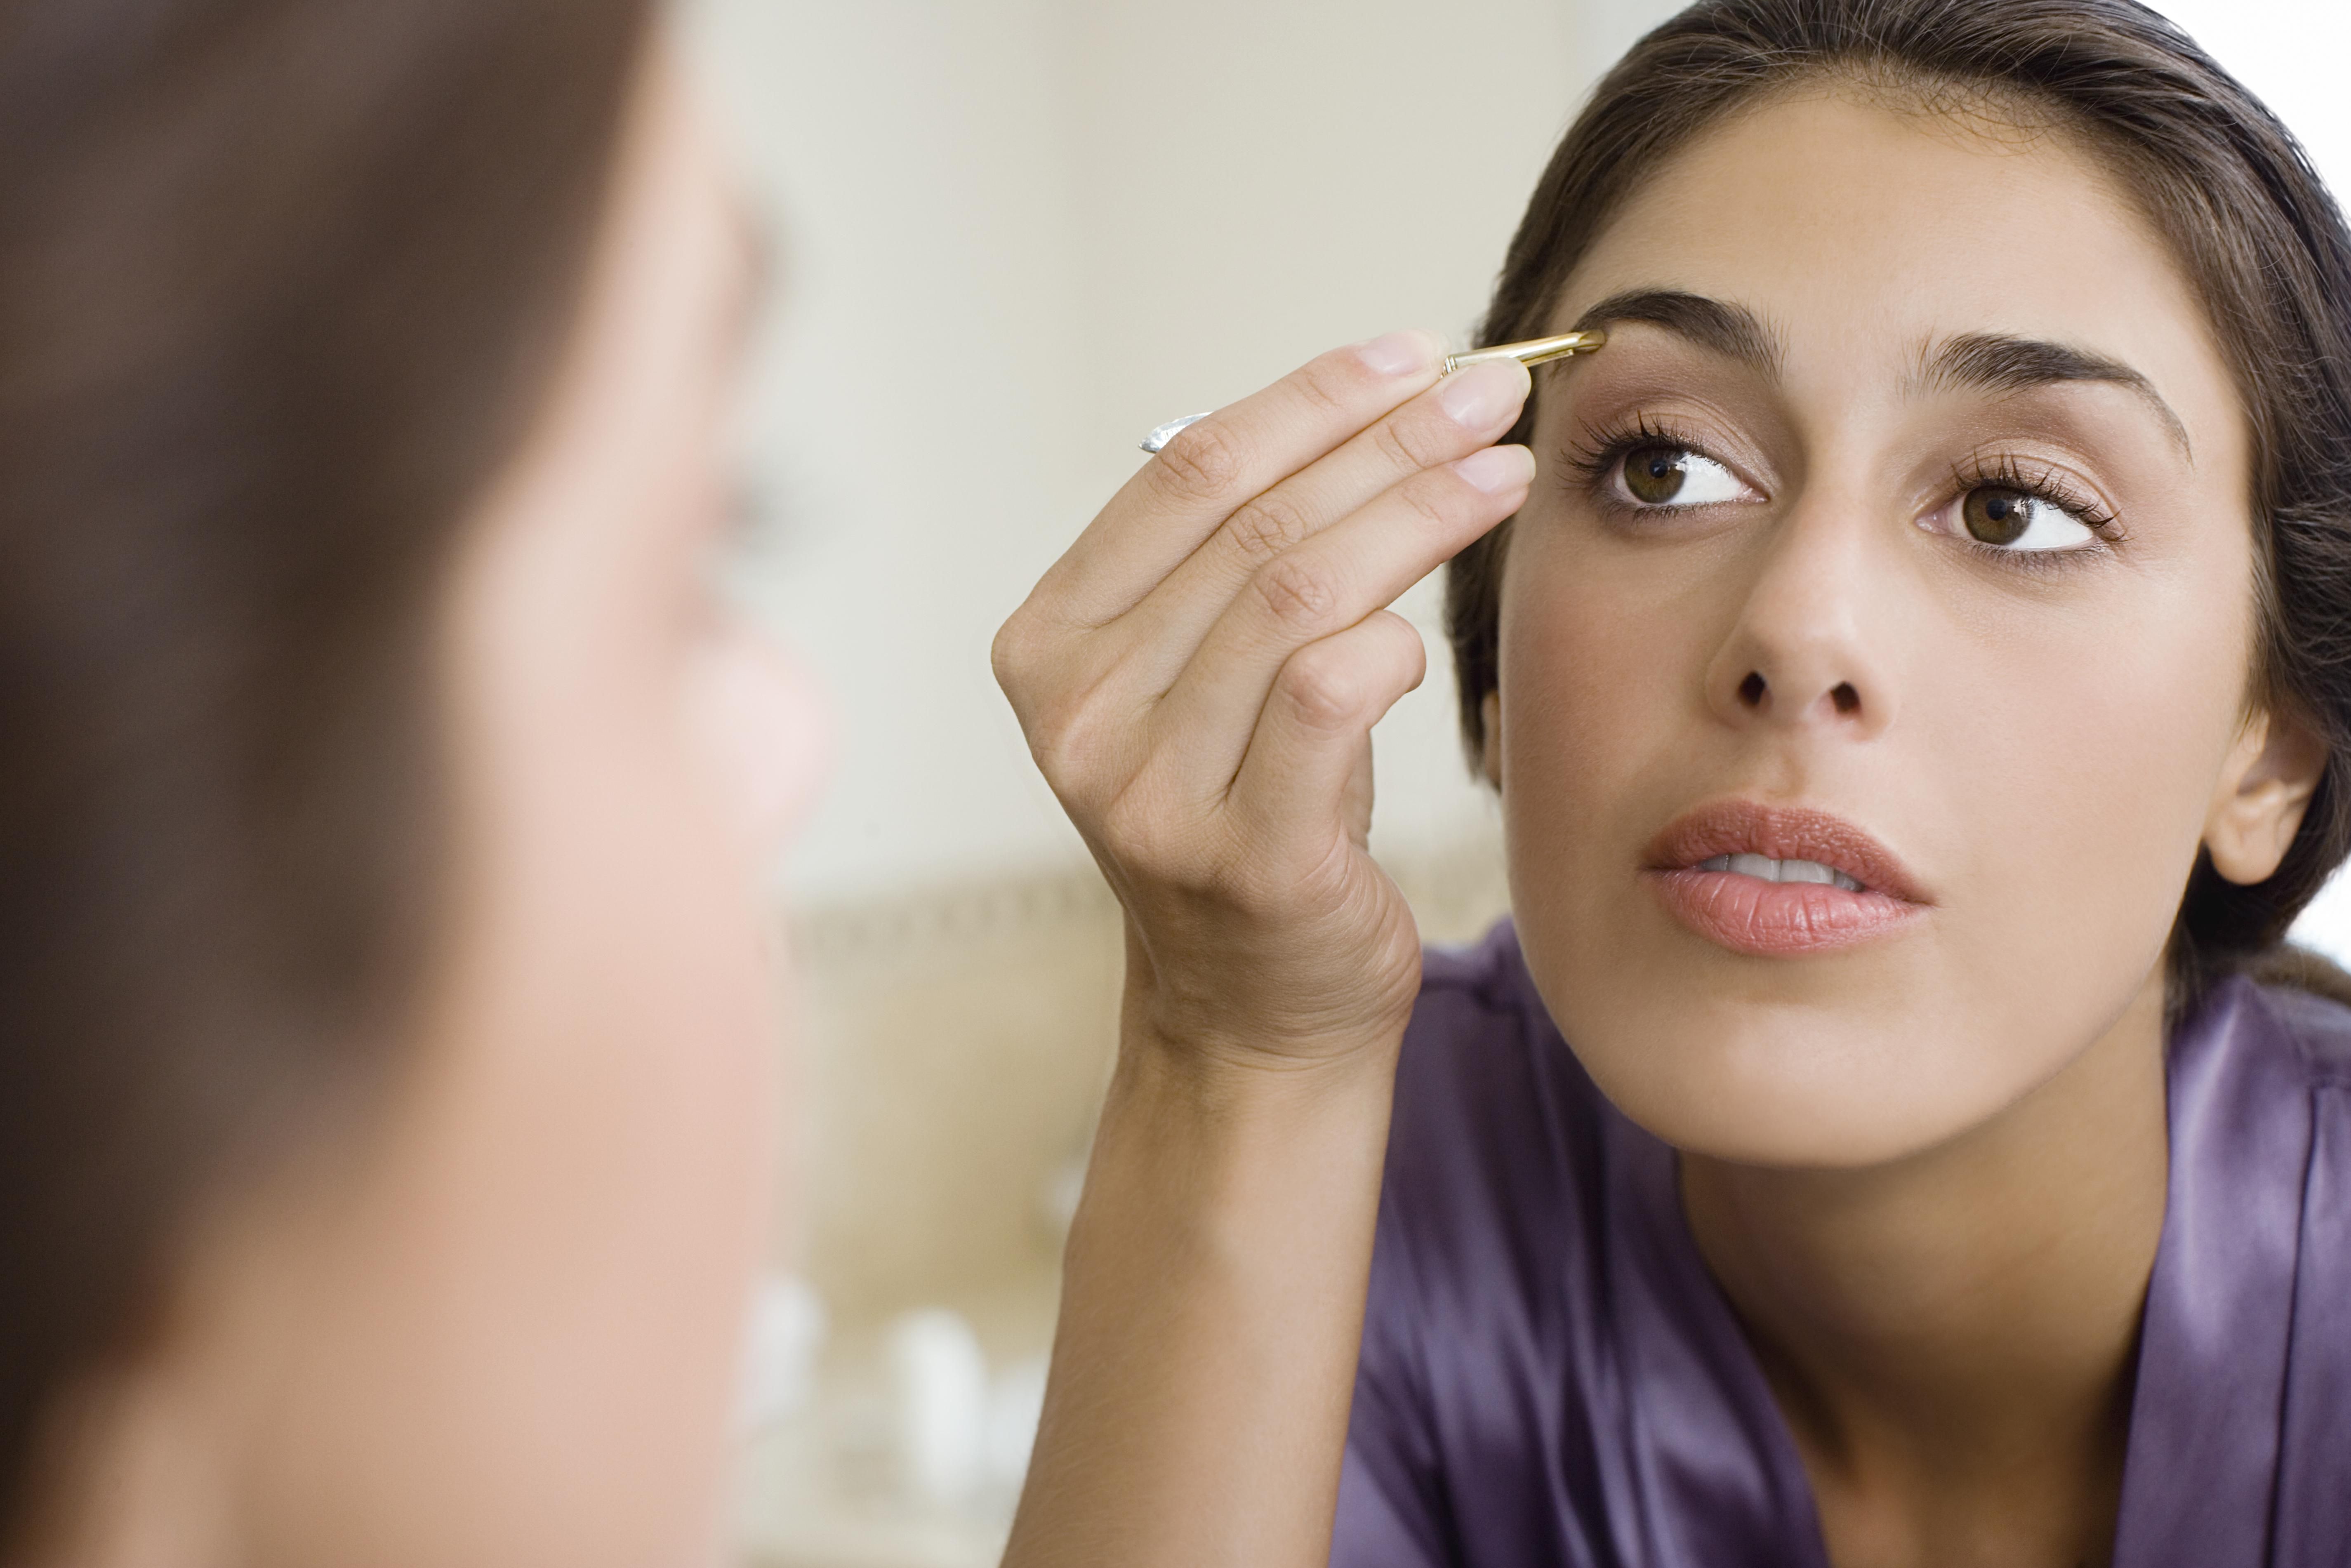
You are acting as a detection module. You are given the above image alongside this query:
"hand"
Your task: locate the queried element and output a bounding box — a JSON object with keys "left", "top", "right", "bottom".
{"left": 994, "top": 331, "right": 1533, "bottom": 1071}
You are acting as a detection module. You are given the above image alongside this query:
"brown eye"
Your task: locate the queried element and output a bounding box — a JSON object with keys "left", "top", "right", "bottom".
{"left": 1623, "top": 443, "right": 1689, "bottom": 504}
{"left": 1962, "top": 486, "right": 2033, "bottom": 545}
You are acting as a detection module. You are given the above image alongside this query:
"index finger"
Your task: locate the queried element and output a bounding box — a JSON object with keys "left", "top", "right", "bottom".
{"left": 1032, "top": 330, "right": 1447, "bottom": 628}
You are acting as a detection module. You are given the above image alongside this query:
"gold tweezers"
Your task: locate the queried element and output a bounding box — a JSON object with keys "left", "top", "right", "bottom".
{"left": 1442, "top": 330, "right": 1605, "bottom": 375}
{"left": 1139, "top": 332, "right": 1604, "bottom": 453}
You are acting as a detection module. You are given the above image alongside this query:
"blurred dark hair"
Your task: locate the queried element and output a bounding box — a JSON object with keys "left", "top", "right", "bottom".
{"left": 1445, "top": 0, "right": 2351, "bottom": 1010}
{"left": 0, "top": 0, "right": 653, "bottom": 1542}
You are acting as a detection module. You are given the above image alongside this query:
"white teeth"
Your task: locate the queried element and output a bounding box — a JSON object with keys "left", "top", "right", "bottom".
{"left": 1695, "top": 853, "right": 1864, "bottom": 892}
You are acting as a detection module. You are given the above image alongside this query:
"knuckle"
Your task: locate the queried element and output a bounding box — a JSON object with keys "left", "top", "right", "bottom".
{"left": 1367, "top": 407, "right": 1452, "bottom": 474}
{"left": 1100, "top": 783, "right": 1204, "bottom": 886}
{"left": 1150, "top": 418, "right": 1251, "bottom": 505}
{"left": 1025, "top": 674, "right": 1125, "bottom": 793}
{"left": 1290, "top": 352, "right": 1359, "bottom": 417}
{"left": 1363, "top": 415, "right": 1423, "bottom": 474}
{"left": 1194, "top": 851, "right": 1267, "bottom": 913}
{"left": 1399, "top": 466, "right": 1471, "bottom": 531}
{"left": 1278, "top": 643, "right": 1369, "bottom": 732}
{"left": 990, "top": 614, "right": 1035, "bottom": 696}
{"left": 1024, "top": 704, "right": 1084, "bottom": 776}
{"left": 1250, "top": 552, "right": 1343, "bottom": 633}
{"left": 1034, "top": 727, "right": 1128, "bottom": 828}
{"left": 1101, "top": 796, "right": 1153, "bottom": 859}
{"left": 1220, "top": 490, "right": 1314, "bottom": 566}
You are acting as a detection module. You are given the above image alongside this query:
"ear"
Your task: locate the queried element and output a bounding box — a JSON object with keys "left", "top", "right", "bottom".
{"left": 2205, "top": 707, "right": 2328, "bottom": 885}
{"left": 1479, "top": 691, "right": 1502, "bottom": 789}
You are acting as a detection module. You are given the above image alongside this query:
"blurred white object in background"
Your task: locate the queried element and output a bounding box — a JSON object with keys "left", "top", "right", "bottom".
{"left": 1039, "top": 1154, "right": 1085, "bottom": 1239}
{"left": 2293, "top": 860, "right": 2351, "bottom": 971}
{"left": 885, "top": 1307, "right": 1053, "bottom": 1510}
{"left": 888, "top": 1309, "right": 992, "bottom": 1506}
{"left": 984, "top": 1354, "right": 1049, "bottom": 1493}
{"left": 738, "top": 1273, "right": 828, "bottom": 1434}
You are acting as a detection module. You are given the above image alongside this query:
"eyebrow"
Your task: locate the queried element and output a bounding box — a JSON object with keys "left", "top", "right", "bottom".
{"left": 1917, "top": 332, "right": 2192, "bottom": 456}
{"left": 1567, "top": 288, "right": 1784, "bottom": 375}
{"left": 1564, "top": 287, "right": 2191, "bottom": 459}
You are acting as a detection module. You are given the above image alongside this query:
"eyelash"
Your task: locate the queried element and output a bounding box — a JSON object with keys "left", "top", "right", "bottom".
{"left": 1946, "top": 448, "right": 2121, "bottom": 543}
{"left": 1557, "top": 417, "right": 2124, "bottom": 568}
{"left": 1559, "top": 413, "right": 1696, "bottom": 492}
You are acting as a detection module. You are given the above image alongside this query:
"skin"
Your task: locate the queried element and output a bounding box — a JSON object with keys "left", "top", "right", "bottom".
{"left": 30, "top": 56, "right": 824, "bottom": 1568}
{"left": 1003, "top": 86, "right": 2322, "bottom": 1568}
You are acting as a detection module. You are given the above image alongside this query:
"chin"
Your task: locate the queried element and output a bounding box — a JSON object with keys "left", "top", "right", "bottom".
{"left": 1533, "top": 946, "right": 2050, "bottom": 1170}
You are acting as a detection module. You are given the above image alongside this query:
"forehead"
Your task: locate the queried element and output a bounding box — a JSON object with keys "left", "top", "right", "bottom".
{"left": 1550, "top": 88, "right": 2238, "bottom": 443}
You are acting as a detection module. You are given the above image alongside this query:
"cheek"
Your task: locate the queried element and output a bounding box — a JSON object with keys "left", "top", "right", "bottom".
{"left": 1922, "top": 567, "right": 2248, "bottom": 1007}
{"left": 248, "top": 624, "right": 799, "bottom": 1566}
{"left": 1491, "top": 514, "right": 2255, "bottom": 1165}
{"left": 1495, "top": 531, "right": 1722, "bottom": 902}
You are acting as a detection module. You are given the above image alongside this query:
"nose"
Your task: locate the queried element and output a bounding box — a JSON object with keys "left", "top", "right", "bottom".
{"left": 1703, "top": 502, "right": 1897, "bottom": 740}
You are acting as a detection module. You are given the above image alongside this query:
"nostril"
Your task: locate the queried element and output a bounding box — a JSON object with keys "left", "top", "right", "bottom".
{"left": 1831, "top": 682, "right": 1860, "bottom": 716}
{"left": 1737, "top": 671, "right": 1767, "bottom": 709}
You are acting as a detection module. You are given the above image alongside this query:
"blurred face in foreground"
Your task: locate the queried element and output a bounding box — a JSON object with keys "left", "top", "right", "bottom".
{"left": 49, "top": 61, "right": 825, "bottom": 1568}
{"left": 1495, "top": 87, "right": 2317, "bottom": 1167}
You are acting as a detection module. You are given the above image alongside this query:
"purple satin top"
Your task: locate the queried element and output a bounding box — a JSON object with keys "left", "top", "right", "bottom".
{"left": 1334, "top": 922, "right": 2351, "bottom": 1566}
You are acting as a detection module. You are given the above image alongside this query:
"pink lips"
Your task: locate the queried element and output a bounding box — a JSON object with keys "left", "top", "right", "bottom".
{"left": 1642, "top": 799, "right": 1928, "bottom": 958}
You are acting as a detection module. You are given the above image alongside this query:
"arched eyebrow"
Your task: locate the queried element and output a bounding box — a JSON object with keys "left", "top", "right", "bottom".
{"left": 1565, "top": 289, "right": 2194, "bottom": 460}
{"left": 1566, "top": 289, "right": 1784, "bottom": 375}
{"left": 1918, "top": 332, "right": 2193, "bottom": 457}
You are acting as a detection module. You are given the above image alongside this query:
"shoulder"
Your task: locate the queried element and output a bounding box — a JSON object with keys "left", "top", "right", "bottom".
{"left": 1402, "top": 917, "right": 1592, "bottom": 1096}
{"left": 2245, "top": 975, "right": 2351, "bottom": 1087}
{"left": 1343, "top": 921, "right": 1644, "bottom": 1559}
{"left": 1415, "top": 916, "right": 1543, "bottom": 1012}
{"left": 1392, "top": 919, "right": 1610, "bottom": 1184}
{"left": 1372, "top": 919, "right": 1614, "bottom": 1314}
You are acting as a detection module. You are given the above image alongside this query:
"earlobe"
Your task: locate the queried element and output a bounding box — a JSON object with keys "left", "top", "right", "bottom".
{"left": 2205, "top": 709, "right": 2329, "bottom": 885}
{"left": 1480, "top": 692, "right": 1503, "bottom": 789}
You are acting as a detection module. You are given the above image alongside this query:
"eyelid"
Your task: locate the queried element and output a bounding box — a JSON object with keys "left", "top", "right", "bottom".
{"left": 1561, "top": 412, "right": 1770, "bottom": 506}
{"left": 1941, "top": 448, "right": 2124, "bottom": 539}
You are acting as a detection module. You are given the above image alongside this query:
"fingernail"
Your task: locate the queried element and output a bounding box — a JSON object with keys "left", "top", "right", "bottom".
{"left": 1453, "top": 445, "right": 1536, "bottom": 495}
{"left": 1357, "top": 329, "right": 1437, "bottom": 378}
{"left": 1438, "top": 359, "right": 1530, "bottom": 429}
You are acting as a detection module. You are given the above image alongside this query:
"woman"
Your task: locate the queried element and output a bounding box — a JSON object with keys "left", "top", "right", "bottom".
{"left": 0, "top": 2, "right": 822, "bottom": 1563}
{"left": 999, "top": 0, "right": 2351, "bottom": 1563}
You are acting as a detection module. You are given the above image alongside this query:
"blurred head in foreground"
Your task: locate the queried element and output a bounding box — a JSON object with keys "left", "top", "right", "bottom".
{"left": 0, "top": 3, "right": 824, "bottom": 1563}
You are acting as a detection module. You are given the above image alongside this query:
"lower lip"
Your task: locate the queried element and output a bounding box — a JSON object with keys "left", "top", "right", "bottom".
{"left": 1647, "top": 869, "right": 1922, "bottom": 956}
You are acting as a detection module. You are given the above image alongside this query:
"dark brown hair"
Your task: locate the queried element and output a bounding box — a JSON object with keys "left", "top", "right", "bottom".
{"left": 0, "top": 0, "right": 653, "bottom": 1542}
{"left": 1445, "top": 0, "right": 2351, "bottom": 1006}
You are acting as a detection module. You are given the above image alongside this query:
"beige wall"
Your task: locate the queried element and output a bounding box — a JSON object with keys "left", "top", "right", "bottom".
{"left": 686, "top": 0, "right": 1681, "bottom": 909}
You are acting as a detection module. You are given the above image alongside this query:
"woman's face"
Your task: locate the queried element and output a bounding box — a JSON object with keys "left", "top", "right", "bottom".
{"left": 124, "top": 61, "right": 828, "bottom": 1568}
{"left": 1498, "top": 88, "right": 2297, "bottom": 1167}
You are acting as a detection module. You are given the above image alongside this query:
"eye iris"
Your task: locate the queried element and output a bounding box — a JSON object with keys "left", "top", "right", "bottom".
{"left": 1963, "top": 487, "right": 2033, "bottom": 545}
{"left": 1625, "top": 444, "right": 1687, "bottom": 504}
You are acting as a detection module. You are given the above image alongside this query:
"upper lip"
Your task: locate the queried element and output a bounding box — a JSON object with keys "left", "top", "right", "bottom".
{"left": 1642, "top": 798, "right": 1929, "bottom": 904}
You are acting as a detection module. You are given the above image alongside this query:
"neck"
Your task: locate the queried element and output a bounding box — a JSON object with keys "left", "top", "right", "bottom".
{"left": 1682, "top": 968, "right": 2170, "bottom": 1566}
